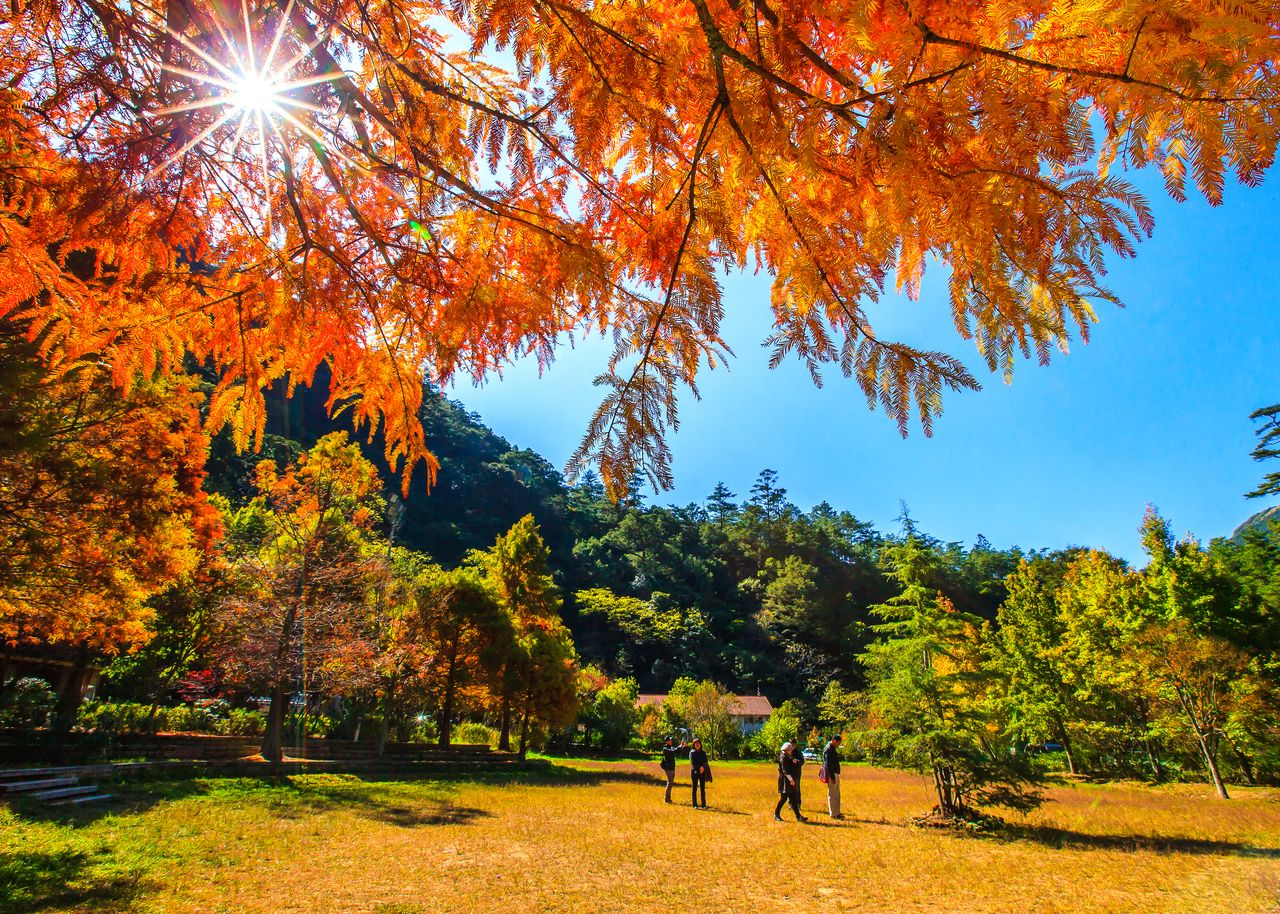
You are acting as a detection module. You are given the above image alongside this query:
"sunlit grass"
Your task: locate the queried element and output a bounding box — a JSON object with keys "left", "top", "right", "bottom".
{"left": 2, "top": 760, "right": 1277, "bottom": 913}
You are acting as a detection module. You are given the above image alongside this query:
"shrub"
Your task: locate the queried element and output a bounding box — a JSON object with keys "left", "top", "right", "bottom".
{"left": 636, "top": 709, "right": 665, "bottom": 750}
{"left": 221, "top": 708, "right": 266, "bottom": 736}
{"left": 405, "top": 715, "right": 437, "bottom": 744}
{"left": 77, "top": 700, "right": 254, "bottom": 736}
{"left": 77, "top": 700, "right": 158, "bottom": 736}
{"left": 0, "top": 677, "right": 57, "bottom": 730}
{"left": 283, "top": 711, "right": 338, "bottom": 740}
{"left": 165, "top": 704, "right": 221, "bottom": 733}
{"left": 454, "top": 722, "right": 496, "bottom": 746}
{"left": 195, "top": 698, "right": 231, "bottom": 719}
{"left": 593, "top": 678, "right": 640, "bottom": 751}
{"left": 746, "top": 707, "right": 802, "bottom": 759}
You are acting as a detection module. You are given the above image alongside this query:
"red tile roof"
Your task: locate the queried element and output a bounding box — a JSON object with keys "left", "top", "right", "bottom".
{"left": 636, "top": 694, "right": 774, "bottom": 717}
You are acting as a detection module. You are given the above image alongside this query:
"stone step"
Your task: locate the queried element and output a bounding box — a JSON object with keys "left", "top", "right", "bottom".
{"left": 49, "top": 793, "right": 112, "bottom": 806}
{"left": 0, "top": 776, "right": 78, "bottom": 793}
{"left": 0, "top": 766, "right": 83, "bottom": 781}
{"left": 32, "top": 784, "right": 100, "bottom": 801}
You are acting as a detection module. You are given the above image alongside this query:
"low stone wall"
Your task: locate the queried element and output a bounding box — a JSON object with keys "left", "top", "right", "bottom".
{"left": 0, "top": 731, "right": 498, "bottom": 765}
{"left": 0, "top": 730, "right": 261, "bottom": 764}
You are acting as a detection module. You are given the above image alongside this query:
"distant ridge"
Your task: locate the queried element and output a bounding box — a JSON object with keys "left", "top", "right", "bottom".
{"left": 1232, "top": 504, "right": 1280, "bottom": 540}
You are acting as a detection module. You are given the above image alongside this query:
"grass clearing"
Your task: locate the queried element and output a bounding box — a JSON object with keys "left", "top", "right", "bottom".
{"left": 2, "top": 760, "right": 1277, "bottom": 913}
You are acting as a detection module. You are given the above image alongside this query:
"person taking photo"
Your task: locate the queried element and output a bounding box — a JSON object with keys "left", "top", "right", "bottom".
{"left": 659, "top": 735, "right": 686, "bottom": 804}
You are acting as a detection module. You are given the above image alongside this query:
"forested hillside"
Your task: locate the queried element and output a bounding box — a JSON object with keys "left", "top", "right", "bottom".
{"left": 201, "top": 375, "right": 1029, "bottom": 704}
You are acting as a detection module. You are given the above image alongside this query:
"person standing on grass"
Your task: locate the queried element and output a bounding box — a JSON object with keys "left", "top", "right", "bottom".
{"left": 823, "top": 734, "right": 844, "bottom": 820}
{"left": 660, "top": 736, "right": 686, "bottom": 804}
{"left": 689, "top": 738, "right": 712, "bottom": 808}
{"left": 774, "top": 741, "right": 807, "bottom": 822}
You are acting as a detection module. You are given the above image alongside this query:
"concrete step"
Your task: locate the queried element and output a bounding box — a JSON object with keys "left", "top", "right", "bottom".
{"left": 1, "top": 776, "right": 78, "bottom": 793}
{"left": 49, "top": 793, "right": 112, "bottom": 806}
{"left": 32, "top": 784, "right": 100, "bottom": 801}
{"left": 0, "top": 766, "right": 82, "bottom": 781}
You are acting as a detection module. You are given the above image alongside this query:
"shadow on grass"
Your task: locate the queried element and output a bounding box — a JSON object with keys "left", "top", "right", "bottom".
{"left": 5, "top": 771, "right": 495, "bottom": 831}
{"left": 1007, "top": 823, "right": 1280, "bottom": 859}
{"left": 9, "top": 758, "right": 663, "bottom": 825}
{"left": 0, "top": 847, "right": 147, "bottom": 914}
{"left": 7, "top": 775, "right": 219, "bottom": 828}
{"left": 263, "top": 779, "right": 495, "bottom": 829}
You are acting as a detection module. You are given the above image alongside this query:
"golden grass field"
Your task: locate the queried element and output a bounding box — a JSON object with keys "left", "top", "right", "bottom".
{"left": 2, "top": 759, "right": 1278, "bottom": 914}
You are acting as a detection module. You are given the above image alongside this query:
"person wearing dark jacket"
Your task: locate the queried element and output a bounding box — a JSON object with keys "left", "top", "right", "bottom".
{"left": 659, "top": 736, "right": 686, "bottom": 803}
{"left": 823, "top": 735, "right": 844, "bottom": 819}
{"left": 774, "top": 742, "right": 807, "bottom": 821}
{"left": 689, "top": 738, "right": 711, "bottom": 808}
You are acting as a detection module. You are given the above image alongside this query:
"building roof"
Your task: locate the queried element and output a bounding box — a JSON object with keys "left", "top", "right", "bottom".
{"left": 636, "top": 693, "right": 774, "bottom": 717}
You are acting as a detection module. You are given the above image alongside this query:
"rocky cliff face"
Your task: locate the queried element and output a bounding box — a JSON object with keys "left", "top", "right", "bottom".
{"left": 1233, "top": 504, "right": 1280, "bottom": 540}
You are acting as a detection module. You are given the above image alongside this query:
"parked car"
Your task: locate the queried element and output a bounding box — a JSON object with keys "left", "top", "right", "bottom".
{"left": 802, "top": 747, "right": 821, "bottom": 761}
{"left": 1026, "top": 742, "right": 1066, "bottom": 754}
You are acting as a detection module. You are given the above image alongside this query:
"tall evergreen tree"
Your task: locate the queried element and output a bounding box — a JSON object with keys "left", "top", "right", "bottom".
{"left": 861, "top": 537, "right": 1040, "bottom": 819}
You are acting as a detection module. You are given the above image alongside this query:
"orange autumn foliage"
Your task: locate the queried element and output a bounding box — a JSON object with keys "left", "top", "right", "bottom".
{"left": 1, "top": 0, "right": 1278, "bottom": 496}
{"left": 0, "top": 321, "right": 221, "bottom": 653}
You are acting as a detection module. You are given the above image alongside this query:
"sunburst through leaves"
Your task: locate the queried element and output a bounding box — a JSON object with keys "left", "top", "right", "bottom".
{"left": 149, "top": 0, "right": 344, "bottom": 203}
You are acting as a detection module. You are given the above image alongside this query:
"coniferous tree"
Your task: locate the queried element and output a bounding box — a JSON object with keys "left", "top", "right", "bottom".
{"left": 860, "top": 538, "right": 1041, "bottom": 819}
{"left": 990, "top": 555, "right": 1082, "bottom": 773}
{"left": 1246, "top": 404, "right": 1280, "bottom": 499}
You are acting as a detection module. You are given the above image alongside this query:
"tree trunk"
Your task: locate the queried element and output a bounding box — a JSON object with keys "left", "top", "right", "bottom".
{"left": 376, "top": 669, "right": 398, "bottom": 758}
{"left": 498, "top": 687, "right": 512, "bottom": 752}
{"left": 1144, "top": 738, "right": 1165, "bottom": 781}
{"left": 261, "top": 602, "right": 298, "bottom": 764}
{"left": 437, "top": 642, "right": 459, "bottom": 749}
{"left": 1057, "top": 722, "right": 1078, "bottom": 776}
{"left": 52, "top": 645, "right": 91, "bottom": 734}
{"left": 1224, "top": 734, "right": 1257, "bottom": 787}
{"left": 933, "top": 764, "right": 962, "bottom": 818}
{"left": 1198, "top": 735, "right": 1230, "bottom": 799}
{"left": 518, "top": 691, "right": 531, "bottom": 762}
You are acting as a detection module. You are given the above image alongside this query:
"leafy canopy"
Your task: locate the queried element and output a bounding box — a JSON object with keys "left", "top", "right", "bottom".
{"left": 4, "top": 0, "right": 1279, "bottom": 495}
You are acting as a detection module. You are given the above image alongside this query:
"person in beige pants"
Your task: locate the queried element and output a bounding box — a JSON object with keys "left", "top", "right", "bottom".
{"left": 823, "top": 735, "right": 844, "bottom": 820}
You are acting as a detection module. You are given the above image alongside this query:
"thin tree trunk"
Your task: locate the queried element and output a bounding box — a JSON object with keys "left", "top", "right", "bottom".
{"left": 1057, "top": 721, "right": 1078, "bottom": 776}
{"left": 437, "top": 640, "right": 459, "bottom": 749}
{"left": 498, "top": 687, "right": 512, "bottom": 752}
{"left": 377, "top": 668, "right": 399, "bottom": 757}
{"left": 946, "top": 767, "right": 962, "bottom": 817}
{"left": 261, "top": 602, "right": 298, "bottom": 764}
{"left": 518, "top": 691, "right": 531, "bottom": 762}
{"left": 932, "top": 764, "right": 950, "bottom": 817}
{"left": 1199, "top": 735, "right": 1230, "bottom": 799}
{"left": 1224, "top": 734, "right": 1257, "bottom": 787}
{"left": 1144, "top": 738, "right": 1165, "bottom": 781}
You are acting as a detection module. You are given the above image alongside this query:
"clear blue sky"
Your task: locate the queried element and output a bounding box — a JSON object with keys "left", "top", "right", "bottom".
{"left": 455, "top": 172, "right": 1279, "bottom": 564}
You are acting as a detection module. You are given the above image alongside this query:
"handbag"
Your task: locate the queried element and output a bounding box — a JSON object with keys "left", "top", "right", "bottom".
{"left": 817, "top": 765, "right": 829, "bottom": 784}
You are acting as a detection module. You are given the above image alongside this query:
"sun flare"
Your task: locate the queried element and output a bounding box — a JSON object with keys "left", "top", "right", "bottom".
{"left": 147, "top": 0, "right": 344, "bottom": 185}
{"left": 229, "top": 72, "right": 284, "bottom": 118}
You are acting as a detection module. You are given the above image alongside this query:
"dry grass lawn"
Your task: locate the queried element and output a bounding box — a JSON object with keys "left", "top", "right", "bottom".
{"left": 2, "top": 759, "right": 1278, "bottom": 914}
